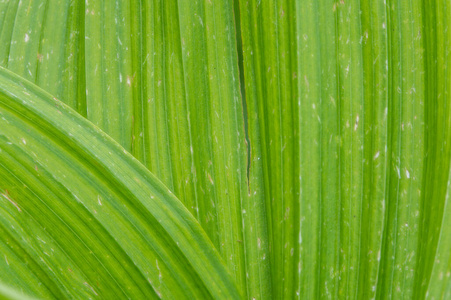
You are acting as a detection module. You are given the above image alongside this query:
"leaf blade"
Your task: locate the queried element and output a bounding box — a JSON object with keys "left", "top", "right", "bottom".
{"left": 0, "top": 66, "right": 241, "bottom": 299}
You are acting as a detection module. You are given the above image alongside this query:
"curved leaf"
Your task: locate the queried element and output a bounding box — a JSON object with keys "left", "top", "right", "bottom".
{"left": 84, "top": 2, "right": 272, "bottom": 296}
{"left": 0, "top": 66, "right": 240, "bottom": 299}
{"left": 0, "top": 1, "right": 271, "bottom": 297}
{"left": 1, "top": 0, "right": 450, "bottom": 299}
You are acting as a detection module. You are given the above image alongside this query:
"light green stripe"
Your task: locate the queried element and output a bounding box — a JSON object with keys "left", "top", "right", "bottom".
{"left": 0, "top": 282, "right": 36, "bottom": 300}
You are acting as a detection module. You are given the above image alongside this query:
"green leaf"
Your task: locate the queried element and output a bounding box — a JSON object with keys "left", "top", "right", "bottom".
{"left": 0, "top": 1, "right": 271, "bottom": 298}
{"left": 425, "top": 166, "right": 451, "bottom": 299}
{"left": 237, "top": 0, "right": 451, "bottom": 298}
{"left": 0, "top": 0, "right": 86, "bottom": 115}
{"left": 1, "top": 0, "right": 450, "bottom": 299}
{"left": 0, "top": 282, "right": 35, "bottom": 300}
{"left": 0, "top": 66, "right": 241, "bottom": 299}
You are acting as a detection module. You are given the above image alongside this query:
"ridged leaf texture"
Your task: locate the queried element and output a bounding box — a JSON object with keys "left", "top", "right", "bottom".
{"left": 0, "top": 0, "right": 450, "bottom": 299}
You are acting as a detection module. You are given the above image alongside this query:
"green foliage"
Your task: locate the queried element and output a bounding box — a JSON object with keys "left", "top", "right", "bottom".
{"left": 0, "top": 0, "right": 450, "bottom": 299}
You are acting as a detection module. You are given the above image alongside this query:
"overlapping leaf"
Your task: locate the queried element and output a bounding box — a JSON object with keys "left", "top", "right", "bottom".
{"left": 0, "top": 1, "right": 270, "bottom": 298}
{"left": 0, "top": 67, "right": 241, "bottom": 299}
{"left": 0, "top": 0, "right": 450, "bottom": 299}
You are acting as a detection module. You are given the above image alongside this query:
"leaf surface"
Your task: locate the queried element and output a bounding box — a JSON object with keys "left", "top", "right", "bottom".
{"left": 0, "top": 0, "right": 450, "bottom": 299}
{"left": 237, "top": 0, "right": 451, "bottom": 298}
{"left": 0, "top": 1, "right": 272, "bottom": 297}
{"left": 0, "top": 66, "right": 241, "bottom": 299}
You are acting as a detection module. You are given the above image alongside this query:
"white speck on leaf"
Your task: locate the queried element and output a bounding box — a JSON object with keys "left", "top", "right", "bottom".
{"left": 83, "top": 282, "right": 98, "bottom": 296}
{"left": 374, "top": 151, "right": 380, "bottom": 160}
{"left": 2, "top": 193, "right": 21, "bottom": 212}
{"left": 156, "top": 259, "right": 162, "bottom": 280}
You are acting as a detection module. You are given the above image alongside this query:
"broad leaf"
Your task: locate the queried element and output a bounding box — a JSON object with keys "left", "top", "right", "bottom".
{"left": 0, "top": 0, "right": 450, "bottom": 299}
{"left": 238, "top": 0, "right": 451, "bottom": 298}
{"left": 0, "top": 66, "right": 240, "bottom": 299}
{"left": 0, "top": 2, "right": 270, "bottom": 297}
